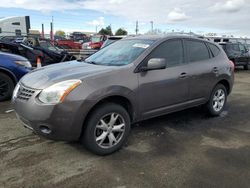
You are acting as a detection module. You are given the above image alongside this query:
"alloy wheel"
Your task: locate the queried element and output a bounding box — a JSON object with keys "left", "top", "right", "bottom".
{"left": 212, "top": 89, "right": 226, "bottom": 112}
{"left": 95, "top": 113, "right": 125, "bottom": 149}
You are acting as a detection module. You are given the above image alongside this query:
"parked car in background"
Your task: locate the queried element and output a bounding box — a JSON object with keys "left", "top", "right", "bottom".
{"left": 54, "top": 35, "right": 66, "bottom": 41}
{"left": 70, "top": 32, "right": 87, "bottom": 42}
{"left": 56, "top": 39, "right": 82, "bottom": 49}
{"left": 219, "top": 42, "right": 250, "bottom": 70}
{"left": 82, "top": 41, "right": 91, "bottom": 50}
{"left": 101, "top": 35, "right": 127, "bottom": 48}
{"left": 89, "top": 35, "right": 107, "bottom": 49}
{"left": 0, "top": 35, "right": 25, "bottom": 43}
{"left": 0, "top": 38, "right": 76, "bottom": 67}
{"left": 0, "top": 52, "right": 31, "bottom": 101}
{"left": 13, "top": 35, "right": 234, "bottom": 155}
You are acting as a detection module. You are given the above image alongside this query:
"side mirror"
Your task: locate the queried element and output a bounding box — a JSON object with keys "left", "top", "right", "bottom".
{"left": 140, "top": 58, "right": 167, "bottom": 72}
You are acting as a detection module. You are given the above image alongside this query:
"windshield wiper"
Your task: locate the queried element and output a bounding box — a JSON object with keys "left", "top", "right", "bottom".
{"left": 85, "top": 61, "right": 99, "bottom": 65}
{"left": 77, "top": 59, "right": 99, "bottom": 65}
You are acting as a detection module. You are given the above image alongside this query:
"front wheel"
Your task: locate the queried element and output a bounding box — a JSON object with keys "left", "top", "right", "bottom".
{"left": 0, "top": 73, "right": 15, "bottom": 102}
{"left": 81, "top": 103, "right": 131, "bottom": 155}
{"left": 207, "top": 84, "right": 227, "bottom": 116}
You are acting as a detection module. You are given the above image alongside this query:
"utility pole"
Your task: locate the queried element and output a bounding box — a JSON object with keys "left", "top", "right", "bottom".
{"left": 50, "top": 16, "right": 54, "bottom": 41}
{"left": 135, "top": 21, "right": 139, "bottom": 35}
{"left": 41, "top": 23, "right": 44, "bottom": 38}
{"left": 150, "top": 21, "right": 154, "bottom": 33}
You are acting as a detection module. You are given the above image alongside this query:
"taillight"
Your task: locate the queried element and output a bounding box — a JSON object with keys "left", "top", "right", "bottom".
{"left": 229, "top": 60, "right": 235, "bottom": 71}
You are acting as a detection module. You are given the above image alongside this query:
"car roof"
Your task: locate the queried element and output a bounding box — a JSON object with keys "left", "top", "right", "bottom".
{"left": 123, "top": 34, "right": 209, "bottom": 42}
{"left": 219, "top": 42, "right": 242, "bottom": 45}
{"left": 108, "top": 35, "right": 127, "bottom": 39}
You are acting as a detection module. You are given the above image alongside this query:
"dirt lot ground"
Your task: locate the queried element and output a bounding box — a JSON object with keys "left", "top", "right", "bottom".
{"left": 0, "top": 70, "right": 250, "bottom": 188}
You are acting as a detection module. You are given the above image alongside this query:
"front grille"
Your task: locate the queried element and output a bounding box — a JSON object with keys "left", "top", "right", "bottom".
{"left": 17, "top": 85, "right": 36, "bottom": 101}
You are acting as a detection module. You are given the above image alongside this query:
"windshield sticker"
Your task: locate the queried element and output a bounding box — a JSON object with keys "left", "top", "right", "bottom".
{"left": 133, "top": 43, "right": 150, "bottom": 49}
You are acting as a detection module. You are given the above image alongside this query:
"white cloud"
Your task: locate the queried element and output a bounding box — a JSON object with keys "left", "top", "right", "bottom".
{"left": 0, "top": 0, "right": 79, "bottom": 11}
{"left": 1, "top": 0, "right": 250, "bottom": 35}
{"left": 167, "top": 8, "right": 189, "bottom": 22}
{"left": 210, "top": 0, "right": 245, "bottom": 12}
{"left": 86, "top": 17, "right": 105, "bottom": 27}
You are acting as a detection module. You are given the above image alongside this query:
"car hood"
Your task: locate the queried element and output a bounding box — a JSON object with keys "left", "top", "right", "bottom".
{"left": 20, "top": 60, "right": 116, "bottom": 89}
{"left": 0, "top": 52, "right": 28, "bottom": 61}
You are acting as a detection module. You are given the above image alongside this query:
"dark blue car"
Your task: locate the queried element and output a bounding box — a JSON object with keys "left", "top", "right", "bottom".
{"left": 0, "top": 52, "right": 31, "bottom": 101}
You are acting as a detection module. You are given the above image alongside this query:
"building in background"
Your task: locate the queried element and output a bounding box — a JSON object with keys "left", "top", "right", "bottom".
{"left": 0, "top": 16, "right": 30, "bottom": 37}
{"left": 206, "top": 36, "right": 250, "bottom": 46}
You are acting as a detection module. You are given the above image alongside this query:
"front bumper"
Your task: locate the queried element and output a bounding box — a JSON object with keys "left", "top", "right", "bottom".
{"left": 13, "top": 85, "right": 89, "bottom": 141}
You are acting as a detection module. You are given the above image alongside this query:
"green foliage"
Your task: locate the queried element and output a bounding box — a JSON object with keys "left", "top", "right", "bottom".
{"left": 115, "top": 28, "right": 128, "bottom": 36}
{"left": 98, "top": 26, "right": 113, "bottom": 36}
{"left": 55, "top": 30, "right": 66, "bottom": 37}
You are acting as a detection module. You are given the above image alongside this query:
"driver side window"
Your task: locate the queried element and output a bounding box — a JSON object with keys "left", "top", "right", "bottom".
{"left": 146, "top": 39, "right": 184, "bottom": 67}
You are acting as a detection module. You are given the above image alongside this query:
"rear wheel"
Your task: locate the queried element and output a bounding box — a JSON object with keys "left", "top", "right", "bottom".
{"left": 207, "top": 84, "right": 227, "bottom": 116}
{"left": 0, "top": 73, "right": 15, "bottom": 102}
{"left": 81, "top": 103, "right": 131, "bottom": 155}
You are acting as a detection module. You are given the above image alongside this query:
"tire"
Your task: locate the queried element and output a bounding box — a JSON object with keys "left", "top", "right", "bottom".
{"left": 81, "top": 103, "right": 131, "bottom": 155}
{"left": 244, "top": 62, "right": 250, "bottom": 70}
{"left": 207, "top": 84, "right": 227, "bottom": 116}
{"left": 0, "top": 73, "right": 15, "bottom": 102}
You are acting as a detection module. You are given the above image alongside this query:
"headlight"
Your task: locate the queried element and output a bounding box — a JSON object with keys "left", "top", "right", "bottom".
{"left": 15, "top": 60, "right": 32, "bottom": 68}
{"left": 38, "top": 80, "right": 82, "bottom": 104}
{"left": 12, "top": 83, "right": 20, "bottom": 101}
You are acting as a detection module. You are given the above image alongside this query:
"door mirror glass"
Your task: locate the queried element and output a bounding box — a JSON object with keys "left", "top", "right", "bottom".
{"left": 141, "top": 58, "right": 167, "bottom": 71}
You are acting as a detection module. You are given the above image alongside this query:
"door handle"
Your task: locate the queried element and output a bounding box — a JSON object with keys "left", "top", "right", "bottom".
{"left": 179, "top": 72, "right": 188, "bottom": 79}
{"left": 213, "top": 67, "right": 219, "bottom": 73}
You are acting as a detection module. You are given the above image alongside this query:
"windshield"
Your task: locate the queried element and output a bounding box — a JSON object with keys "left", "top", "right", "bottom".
{"left": 85, "top": 39, "right": 155, "bottom": 66}
{"left": 104, "top": 39, "right": 116, "bottom": 46}
{"left": 91, "top": 36, "right": 101, "bottom": 43}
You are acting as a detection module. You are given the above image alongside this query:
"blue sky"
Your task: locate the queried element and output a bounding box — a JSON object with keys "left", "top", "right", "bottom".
{"left": 0, "top": 7, "right": 130, "bottom": 34}
{"left": 0, "top": 0, "right": 249, "bottom": 36}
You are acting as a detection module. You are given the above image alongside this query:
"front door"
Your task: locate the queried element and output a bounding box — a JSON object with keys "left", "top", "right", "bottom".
{"left": 138, "top": 39, "right": 189, "bottom": 119}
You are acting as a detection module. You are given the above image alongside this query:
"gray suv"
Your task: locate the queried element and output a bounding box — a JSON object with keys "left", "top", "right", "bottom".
{"left": 13, "top": 35, "right": 234, "bottom": 155}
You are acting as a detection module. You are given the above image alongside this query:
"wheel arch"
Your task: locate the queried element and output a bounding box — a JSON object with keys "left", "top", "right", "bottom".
{"left": 80, "top": 95, "right": 136, "bottom": 138}
{"left": 0, "top": 67, "right": 18, "bottom": 85}
{"left": 217, "top": 79, "right": 231, "bottom": 95}
{"left": 87, "top": 95, "right": 134, "bottom": 121}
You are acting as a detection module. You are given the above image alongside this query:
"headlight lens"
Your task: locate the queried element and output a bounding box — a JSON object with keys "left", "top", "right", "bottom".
{"left": 38, "top": 80, "right": 82, "bottom": 104}
{"left": 12, "top": 83, "right": 20, "bottom": 101}
{"left": 15, "top": 60, "right": 32, "bottom": 68}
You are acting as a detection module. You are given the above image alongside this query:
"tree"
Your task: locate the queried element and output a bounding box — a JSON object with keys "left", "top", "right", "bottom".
{"left": 55, "top": 30, "right": 66, "bottom": 37}
{"left": 115, "top": 28, "right": 128, "bottom": 36}
{"left": 98, "top": 26, "right": 113, "bottom": 36}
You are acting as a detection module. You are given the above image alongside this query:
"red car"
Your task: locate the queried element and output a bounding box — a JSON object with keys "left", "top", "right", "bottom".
{"left": 89, "top": 35, "right": 107, "bottom": 49}
{"left": 57, "top": 39, "right": 82, "bottom": 49}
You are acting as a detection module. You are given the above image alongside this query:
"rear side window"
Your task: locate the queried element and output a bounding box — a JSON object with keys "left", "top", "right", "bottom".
{"left": 186, "top": 40, "right": 210, "bottom": 63}
{"left": 208, "top": 43, "right": 220, "bottom": 57}
{"left": 147, "top": 39, "right": 184, "bottom": 67}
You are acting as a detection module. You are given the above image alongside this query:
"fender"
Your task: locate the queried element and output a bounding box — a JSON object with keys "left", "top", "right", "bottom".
{"left": 0, "top": 67, "right": 18, "bottom": 83}
{"left": 85, "top": 85, "right": 138, "bottom": 119}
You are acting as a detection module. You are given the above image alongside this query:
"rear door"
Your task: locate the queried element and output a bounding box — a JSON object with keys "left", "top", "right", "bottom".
{"left": 184, "top": 39, "right": 217, "bottom": 101}
{"left": 229, "top": 44, "right": 242, "bottom": 64}
{"left": 138, "top": 39, "right": 189, "bottom": 119}
{"left": 239, "top": 43, "right": 250, "bottom": 63}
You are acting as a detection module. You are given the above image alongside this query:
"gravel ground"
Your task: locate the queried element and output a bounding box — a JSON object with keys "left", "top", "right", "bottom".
{"left": 0, "top": 70, "right": 250, "bottom": 188}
